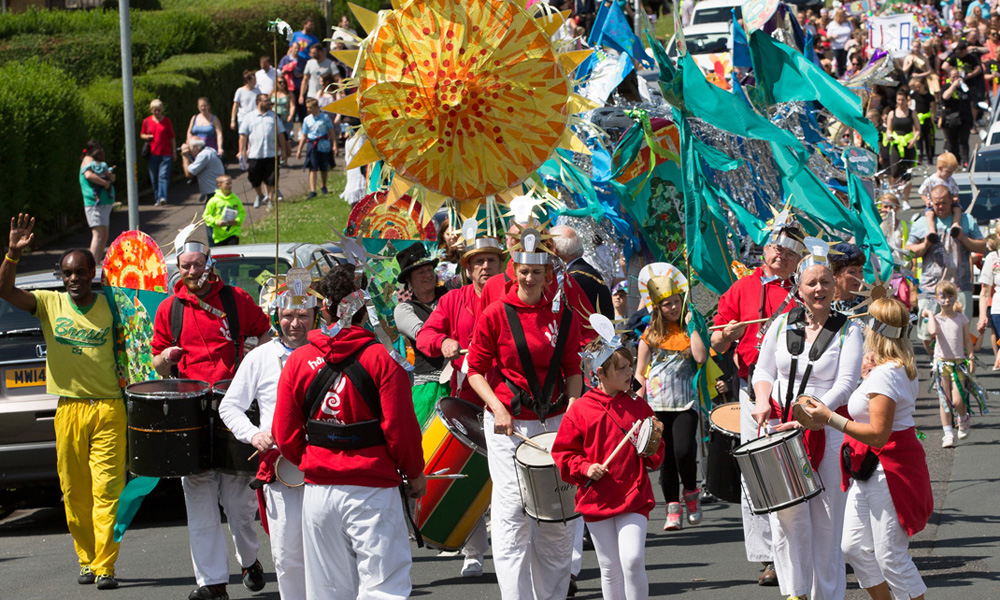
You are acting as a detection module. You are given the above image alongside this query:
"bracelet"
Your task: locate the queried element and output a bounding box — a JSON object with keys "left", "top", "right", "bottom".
{"left": 827, "top": 412, "right": 849, "bottom": 433}
{"left": 4, "top": 253, "right": 19, "bottom": 264}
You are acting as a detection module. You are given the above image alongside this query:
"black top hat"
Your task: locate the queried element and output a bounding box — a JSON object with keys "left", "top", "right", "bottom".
{"left": 396, "top": 243, "right": 439, "bottom": 284}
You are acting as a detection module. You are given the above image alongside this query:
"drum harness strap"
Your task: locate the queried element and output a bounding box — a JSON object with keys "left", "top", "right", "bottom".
{"left": 502, "top": 303, "right": 573, "bottom": 423}
{"left": 169, "top": 285, "right": 242, "bottom": 378}
{"left": 780, "top": 307, "right": 849, "bottom": 423}
{"left": 302, "top": 340, "right": 385, "bottom": 450}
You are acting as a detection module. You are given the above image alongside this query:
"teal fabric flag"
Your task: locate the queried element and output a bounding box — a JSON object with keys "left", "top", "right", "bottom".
{"left": 846, "top": 171, "right": 895, "bottom": 281}
{"left": 113, "top": 476, "right": 160, "bottom": 542}
{"left": 771, "top": 142, "right": 865, "bottom": 236}
{"left": 748, "top": 30, "right": 879, "bottom": 150}
{"left": 646, "top": 32, "right": 684, "bottom": 110}
{"left": 686, "top": 304, "right": 713, "bottom": 417}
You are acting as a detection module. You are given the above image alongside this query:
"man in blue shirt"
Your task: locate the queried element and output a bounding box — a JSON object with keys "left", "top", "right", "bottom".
{"left": 290, "top": 17, "right": 320, "bottom": 62}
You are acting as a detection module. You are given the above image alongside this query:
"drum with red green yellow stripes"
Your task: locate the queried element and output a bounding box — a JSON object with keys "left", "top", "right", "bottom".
{"left": 416, "top": 397, "right": 492, "bottom": 551}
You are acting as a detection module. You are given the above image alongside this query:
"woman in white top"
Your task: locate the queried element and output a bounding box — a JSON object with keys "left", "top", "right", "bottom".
{"left": 231, "top": 70, "right": 261, "bottom": 133}
{"left": 976, "top": 223, "right": 1000, "bottom": 368}
{"left": 751, "top": 242, "right": 863, "bottom": 600}
{"left": 827, "top": 9, "right": 855, "bottom": 77}
{"left": 802, "top": 298, "right": 932, "bottom": 600}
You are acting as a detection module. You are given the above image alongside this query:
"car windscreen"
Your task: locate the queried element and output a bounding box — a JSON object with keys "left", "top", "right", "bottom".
{"left": 685, "top": 32, "right": 730, "bottom": 55}
{"left": 692, "top": 6, "right": 741, "bottom": 24}
{"left": 975, "top": 150, "right": 1000, "bottom": 172}
{"left": 214, "top": 258, "right": 290, "bottom": 299}
{"left": 0, "top": 299, "right": 42, "bottom": 336}
{"left": 968, "top": 185, "right": 1000, "bottom": 224}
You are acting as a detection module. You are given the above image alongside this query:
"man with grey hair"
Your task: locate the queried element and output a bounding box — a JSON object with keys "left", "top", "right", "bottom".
{"left": 551, "top": 225, "right": 614, "bottom": 319}
{"left": 180, "top": 137, "right": 225, "bottom": 202}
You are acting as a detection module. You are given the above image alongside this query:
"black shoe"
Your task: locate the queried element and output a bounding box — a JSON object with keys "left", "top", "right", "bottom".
{"left": 700, "top": 489, "right": 718, "bottom": 504}
{"left": 582, "top": 527, "right": 594, "bottom": 551}
{"left": 78, "top": 566, "right": 96, "bottom": 585}
{"left": 188, "top": 585, "right": 228, "bottom": 600}
{"left": 242, "top": 559, "right": 266, "bottom": 592}
{"left": 567, "top": 574, "right": 578, "bottom": 598}
{"left": 96, "top": 575, "right": 119, "bottom": 590}
{"left": 758, "top": 562, "right": 779, "bottom": 587}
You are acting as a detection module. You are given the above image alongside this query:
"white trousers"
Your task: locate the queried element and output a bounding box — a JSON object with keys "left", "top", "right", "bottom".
{"left": 181, "top": 470, "right": 260, "bottom": 587}
{"left": 462, "top": 515, "right": 489, "bottom": 559}
{"left": 571, "top": 518, "right": 585, "bottom": 576}
{"left": 768, "top": 427, "right": 848, "bottom": 600}
{"left": 739, "top": 389, "right": 773, "bottom": 563}
{"left": 587, "top": 513, "right": 649, "bottom": 600}
{"left": 302, "top": 484, "right": 412, "bottom": 600}
{"left": 484, "top": 411, "right": 576, "bottom": 600}
{"left": 842, "top": 465, "right": 927, "bottom": 599}
{"left": 265, "top": 481, "right": 306, "bottom": 600}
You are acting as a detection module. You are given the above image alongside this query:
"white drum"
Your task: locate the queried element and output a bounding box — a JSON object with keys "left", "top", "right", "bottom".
{"left": 274, "top": 455, "right": 305, "bottom": 488}
{"left": 514, "top": 431, "right": 580, "bottom": 523}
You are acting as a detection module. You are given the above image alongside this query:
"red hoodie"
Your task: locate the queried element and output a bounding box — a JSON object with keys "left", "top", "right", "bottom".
{"left": 151, "top": 277, "right": 270, "bottom": 384}
{"left": 466, "top": 287, "right": 582, "bottom": 421}
{"left": 480, "top": 260, "right": 597, "bottom": 343}
{"left": 551, "top": 388, "right": 665, "bottom": 522}
{"left": 272, "top": 327, "right": 424, "bottom": 487}
{"left": 415, "top": 283, "right": 486, "bottom": 405}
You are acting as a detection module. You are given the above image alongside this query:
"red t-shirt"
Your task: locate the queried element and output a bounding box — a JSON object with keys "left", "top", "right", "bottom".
{"left": 141, "top": 116, "right": 175, "bottom": 156}
{"left": 151, "top": 278, "right": 270, "bottom": 385}
{"left": 551, "top": 388, "right": 665, "bottom": 522}
{"left": 415, "top": 283, "right": 486, "bottom": 405}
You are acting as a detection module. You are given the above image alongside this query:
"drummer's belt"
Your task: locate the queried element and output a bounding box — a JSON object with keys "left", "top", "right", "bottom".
{"left": 303, "top": 341, "right": 388, "bottom": 451}
{"left": 503, "top": 304, "right": 573, "bottom": 423}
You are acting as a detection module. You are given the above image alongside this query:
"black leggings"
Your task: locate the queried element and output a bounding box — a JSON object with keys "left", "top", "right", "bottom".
{"left": 918, "top": 118, "right": 935, "bottom": 164}
{"left": 943, "top": 120, "right": 972, "bottom": 165}
{"left": 655, "top": 409, "right": 699, "bottom": 504}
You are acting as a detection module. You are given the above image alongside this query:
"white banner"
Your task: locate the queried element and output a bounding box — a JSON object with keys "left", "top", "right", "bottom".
{"left": 866, "top": 14, "right": 916, "bottom": 59}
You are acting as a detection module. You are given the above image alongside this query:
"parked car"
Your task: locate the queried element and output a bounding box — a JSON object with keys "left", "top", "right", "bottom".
{"left": 0, "top": 270, "right": 101, "bottom": 488}
{"left": 954, "top": 145, "right": 1000, "bottom": 226}
{"left": 164, "top": 242, "right": 343, "bottom": 300}
{"left": 690, "top": 0, "right": 743, "bottom": 26}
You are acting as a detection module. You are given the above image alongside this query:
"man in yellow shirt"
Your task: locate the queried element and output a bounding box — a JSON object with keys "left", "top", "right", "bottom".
{"left": 1, "top": 213, "right": 125, "bottom": 591}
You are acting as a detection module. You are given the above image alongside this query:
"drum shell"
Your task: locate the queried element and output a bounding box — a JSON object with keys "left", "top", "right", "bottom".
{"left": 126, "top": 379, "right": 211, "bottom": 478}
{"left": 733, "top": 429, "right": 824, "bottom": 515}
{"left": 706, "top": 424, "right": 742, "bottom": 504}
{"left": 416, "top": 398, "right": 492, "bottom": 551}
{"left": 211, "top": 380, "right": 260, "bottom": 476}
{"left": 514, "top": 432, "right": 580, "bottom": 523}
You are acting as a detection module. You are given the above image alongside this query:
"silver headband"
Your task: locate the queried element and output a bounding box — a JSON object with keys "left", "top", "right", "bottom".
{"left": 770, "top": 234, "right": 805, "bottom": 255}
{"left": 512, "top": 251, "right": 551, "bottom": 265}
{"left": 465, "top": 237, "right": 502, "bottom": 253}
{"left": 797, "top": 254, "right": 830, "bottom": 274}
{"left": 180, "top": 241, "right": 209, "bottom": 257}
{"left": 866, "top": 315, "right": 909, "bottom": 339}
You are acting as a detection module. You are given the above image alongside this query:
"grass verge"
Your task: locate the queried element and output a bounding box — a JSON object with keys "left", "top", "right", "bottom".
{"left": 242, "top": 173, "right": 352, "bottom": 245}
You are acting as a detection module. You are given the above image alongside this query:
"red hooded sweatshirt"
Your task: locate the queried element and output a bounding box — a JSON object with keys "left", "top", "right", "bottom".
{"left": 480, "top": 259, "right": 598, "bottom": 343}
{"left": 466, "top": 287, "right": 582, "bottom": 421}
{"left": 272, "top": 327, "right": 424, "bottom": 487}
{"left": 151, "top": 277, "right": 270, "bottom": 385}
{"left": 551, "top": 388, "right": 665, "bottom": 522}
{"left": 415, "top": 283, "right": 486, "bottom": 405}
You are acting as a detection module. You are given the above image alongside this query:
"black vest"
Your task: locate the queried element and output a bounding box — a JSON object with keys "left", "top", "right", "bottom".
{"left": 403, "top": 288, "right": 447, "bottom": 374}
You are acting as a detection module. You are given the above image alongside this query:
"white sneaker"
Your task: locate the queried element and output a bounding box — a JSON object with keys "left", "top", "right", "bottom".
{"left": 942, "top": 431, "right": 956, "bottom": 448}
{"left": 460, "top": 556, "right": 484, "bottom": 577}
{"left": 154, "top": 197, "right": 166, "bottom": 206}
{"left": 958, "top": 418, "right": 972, "bottom": 440}
{"left": 253, "top": 195, "right": 263, "bottom": 209}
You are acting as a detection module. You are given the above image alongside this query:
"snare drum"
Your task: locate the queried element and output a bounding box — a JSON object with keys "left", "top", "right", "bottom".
{"left": 416, "top": 397, "right": 492, "bottom": 550}
{"left": 733, "top": 429, "right": 824, "bottom": 515}
{"left": 514, "top": 431, "right": 580, "bottom": 523}
{"left": 274, "top": 455, "right": 305, "bottom": 487}
{"left": 706, "top": 403, "right": 742, "bottom": 503}
{"left": 634, "top": 417, "right": 664, "bottom": 457}
{"left": 125, "top": 379, "right": 211, "bottom": 478}
{"left": 211, "top": 380, "right": 260, "bottom": 476}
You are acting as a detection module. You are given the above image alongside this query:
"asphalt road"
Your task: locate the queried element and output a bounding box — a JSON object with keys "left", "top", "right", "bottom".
{"left": 2, "top": 347, "right": 999, "bottom": 600}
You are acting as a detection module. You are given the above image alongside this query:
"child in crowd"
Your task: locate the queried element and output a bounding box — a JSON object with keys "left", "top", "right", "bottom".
{"left": 634, "top": 268, "right": 707, "bottom": 530}
{"left": 919, "top": 152, "right": 961, "bottom": 241}
{"left": 552, "top": 340, "right": 664, "bottom": 600}
{"left": 611, "top": 281, "right": 629, "bottom": 321}
{"left": 202, "top": 174, "right": 245, "bottom": 247}
{"left": 923, "top": 281, "right": 973, "bottom": 448}
{"left": 296, "top": 98, "right": 335, "bottom": 199}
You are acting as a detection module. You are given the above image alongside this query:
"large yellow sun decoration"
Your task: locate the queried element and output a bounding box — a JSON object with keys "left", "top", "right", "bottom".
{"left": 327, "top": 0, "right": 594, "bottom": 215}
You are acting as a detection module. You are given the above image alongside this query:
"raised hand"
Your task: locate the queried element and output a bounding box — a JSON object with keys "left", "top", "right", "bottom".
{"left": 8, "top": 213, "right": 35, "bottom": 254}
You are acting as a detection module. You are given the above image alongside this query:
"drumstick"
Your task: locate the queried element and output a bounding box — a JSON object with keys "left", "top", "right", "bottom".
{"left": 708, "top": 316, "right": 770, "bottom": 331}
{"left": 513, "top": 431, "right": 549, "bottom": 452}
{"left": 583, "top": 420, "right": 642, "bottom": 490}
{"left": 247, "top": 450, "right": 259, "bottom": 461}
{"left": 426, "top": 474, "right": 469, "bottom": 480}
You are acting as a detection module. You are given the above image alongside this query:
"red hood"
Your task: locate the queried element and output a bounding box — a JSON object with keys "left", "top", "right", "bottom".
{"left": 172, "top": 275, "right": 224, "bottom": 303}
{"left": 306, "top": 326, "right": 378, "bottom": 362}
{"left": 501, "top": 285, "right": 554, "bottom": 309}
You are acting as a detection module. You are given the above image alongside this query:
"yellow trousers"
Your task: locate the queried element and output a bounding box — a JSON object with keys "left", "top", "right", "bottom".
{"left": 55, "top": 397, "right": 127, "bottom": 577}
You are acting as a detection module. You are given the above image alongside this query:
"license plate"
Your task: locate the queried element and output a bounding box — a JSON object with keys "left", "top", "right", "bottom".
{"left": 5, "top": 367, "right": 46, "bottom": 389}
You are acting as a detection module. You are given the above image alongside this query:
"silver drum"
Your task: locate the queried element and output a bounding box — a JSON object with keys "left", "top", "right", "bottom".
{"left": 732, "top": 429, "right": 824, "bottom": 515}
{"left": 514, "top": 432, "right": 580, "bottom": 523}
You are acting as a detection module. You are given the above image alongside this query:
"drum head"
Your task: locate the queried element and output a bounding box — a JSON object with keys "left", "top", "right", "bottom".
{"left": 437, "top": 397, "right": 487, "bottom": 454}
{"left": 126, "top": 379, "right": 211, "bottom": 399}
{"left": 275, "top": 455, "right": 305, "bottom": 487}
{"left": 515, "top": 431, "right": 557, "bottom": 467}
{"left": 634, "top": 419, "right": 651, "bottom": 450}
{"left": 710, "top": 403, "right": 741, "bottom": 437}
{"left": 734, "top": 428, "right": 800, "bottom": 454}
{"left": 213, "top": 379, "right": 233, "bottom": 395}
